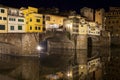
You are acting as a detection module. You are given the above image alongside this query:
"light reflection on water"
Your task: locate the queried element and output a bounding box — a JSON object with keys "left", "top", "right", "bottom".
{"left": 0, "top": 47, "right": 115, "bottom": 80}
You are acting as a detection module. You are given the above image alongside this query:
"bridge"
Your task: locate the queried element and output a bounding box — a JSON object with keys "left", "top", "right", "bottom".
{"left": 0, "top": 42, "right": 18, "bottom": 55}
{"left": 0, "top": 30, "right": 110, "bottom": 57}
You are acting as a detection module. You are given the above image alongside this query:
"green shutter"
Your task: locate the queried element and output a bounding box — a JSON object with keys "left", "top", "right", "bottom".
{"left": 18, "top": 26, "right": 22, "bottom": 30}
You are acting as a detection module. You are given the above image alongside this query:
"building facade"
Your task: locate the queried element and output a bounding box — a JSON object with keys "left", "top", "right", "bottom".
{"left": 88, "top": 22, "right": 101, "bottom": 36}
{"left": 0, "top": 6, "right": 8, "bottom": 33}
{"left": 105, "top": 7, "right": 120, "bottom": 36}
{"left": 63, "top": 16, "right": 88, "bottom": 35}
{"left": 21, "top": 6, "right": 43, "bottom": 33}
{"left": 95, "top": 8, "right": 105, "bottom": 25}
{"left": 64, "top": 15, "right": 101, "bottom": 36}
{"left": 80, "top": 7, "right": 94, "bottom": 21}
{"left": 8, "top": 7, "right": 25, "bottom": 33}
{"left": 95, "top": 8, "right": 105, "bottom": 31}
{"left": 43, "top": 14, "right": 66, "bottom": 31}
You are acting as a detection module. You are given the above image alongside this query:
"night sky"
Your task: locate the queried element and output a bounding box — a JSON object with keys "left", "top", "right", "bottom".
{"left": 0, "top": 0, "right": 120, "bottom": 13}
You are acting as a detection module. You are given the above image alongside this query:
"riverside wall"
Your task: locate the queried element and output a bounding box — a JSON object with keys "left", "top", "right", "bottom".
{"left": 0, "top": 31, "right": 110, "bottom": 56}
{"left": 0, "top": 33, "right": 39, "bottom": 56}
{"left": 46, "top": 31, "right": 110, "bottom": 50}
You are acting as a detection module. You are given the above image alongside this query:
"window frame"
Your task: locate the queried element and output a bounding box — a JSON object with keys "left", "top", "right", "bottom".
{"left": 10, "top": 26, "right": 14, "bottom": 30}
{"left": 18, "top": 25, "right": 22, "bottom": 30}
{"left": 1, "top": 9, "right": 5, "bottom": 13}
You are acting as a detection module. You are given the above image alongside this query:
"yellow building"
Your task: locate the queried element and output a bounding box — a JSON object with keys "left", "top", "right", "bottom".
{"left": 20, "top": 6, "right": 43, "bottom": 32}
{"left": 44, "top": 14, "right": 66, "bottom": 30}
{"left": 95, "top": 8, "right": 105, "bottom": 25}
{"left": 0, "top": 5, "right": 8, "bottom": 33}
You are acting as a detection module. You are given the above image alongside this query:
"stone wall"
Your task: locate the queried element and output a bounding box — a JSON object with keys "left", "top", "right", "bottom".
{"left": 100, "top": 31, "right": 111, "bottom": 47}
{"left": 0, "top": 33, "right": 39, "bottom": 56}
{"left": 46, "top": 31, "right": 74, "bottom": 50}
{"left": 88, "top": 31, "right": 111, "bottom": 47}
{"left": 0, "top": 33, "right": 22, "bottom": 55}
{"left": 0, "top": 31, "right": 111, "bottom": 56}
{"left": 71, "top": 34, "right": 88, "bottom": 49}
{"left": 0, "top": 42, "right": 19, "bottom": 55}
{"left": 88, "top": 35, "right": 101, "bottom": 47}
{"left": 47, "top": 41, "right": 74, "bottom": 49}
{"left": 21, "top": 33, "right": 39, "bottom": 56}
{"left": 76, "top": 35, "right": 88, "bottom": 49}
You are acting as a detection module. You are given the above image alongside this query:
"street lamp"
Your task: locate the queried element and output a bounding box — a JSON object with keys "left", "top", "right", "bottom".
{"left": 81, "top": 66, "right": 84, "bottom": 69}
{"left": 67, "top": 72, "right": 71, "bottom": 77}
{"left": 36, "top": 45, "right": 42, "bottom": 51}
{"left": 67, "top": 71, "right": 72, "bottom": 80}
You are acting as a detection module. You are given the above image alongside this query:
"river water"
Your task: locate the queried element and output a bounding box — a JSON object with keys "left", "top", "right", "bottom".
{"left": 0, "top": 47, "right": 119, "bottom": 80}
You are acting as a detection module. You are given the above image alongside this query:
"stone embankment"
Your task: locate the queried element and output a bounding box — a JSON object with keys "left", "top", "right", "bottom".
{"left": 0, "top": 75, "right": 15, "bottom": 80}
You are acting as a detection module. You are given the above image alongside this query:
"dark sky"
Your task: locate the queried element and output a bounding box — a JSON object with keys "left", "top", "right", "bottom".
{"left": 0, "top": 0, "right": 120, "bottom": 13}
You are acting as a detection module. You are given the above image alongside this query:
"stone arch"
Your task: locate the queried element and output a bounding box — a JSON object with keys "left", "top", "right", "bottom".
{"left": 87, "top": 37, "right": 93, "bottom": 58}
{"left": 87, "top": 37, "right": 92, "bottom": 47}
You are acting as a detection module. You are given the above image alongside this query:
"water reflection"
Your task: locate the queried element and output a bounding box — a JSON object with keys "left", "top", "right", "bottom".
{"left": 0, "top": 47, "right": 112, "bottom": 80}
{"left": 104, "top": 48, "right": 120, "bottom": 80}
{"left": 0, "top": 56, "right": 40, "bottom": 80}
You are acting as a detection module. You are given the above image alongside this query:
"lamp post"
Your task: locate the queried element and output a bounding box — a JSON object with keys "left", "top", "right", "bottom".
{"left": 67, "top": 71, "right": 72, "bottom": 80}
{"left": 36, "top": 45, "right": 43, "bottom": 57}
{"left": 36, "top": 45, "right": 42, "bottom": 51}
